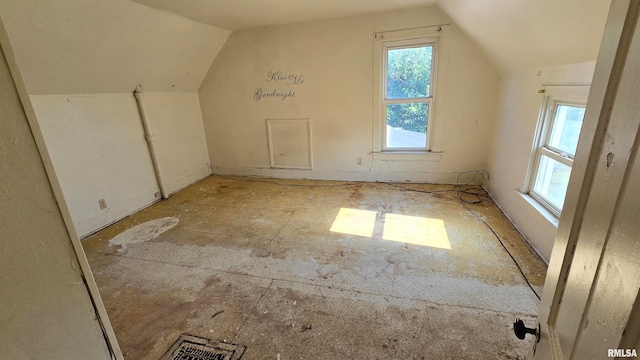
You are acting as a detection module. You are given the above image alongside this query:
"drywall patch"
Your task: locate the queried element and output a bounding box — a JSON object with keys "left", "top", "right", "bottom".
{"left": 266, "top": 118, "right": 312, "bottom": 169}
{"left": 109, "top": 217, "right": 179, "bottom": 252}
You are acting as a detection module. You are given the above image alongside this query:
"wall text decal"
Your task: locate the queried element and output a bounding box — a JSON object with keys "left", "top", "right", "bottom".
{"left": 254, "top": 70, "right": 305, "bottom": 101}
{"left": 253, "top": 88, "right": 296, "bottom": 101}
{"left": 266, "top": 71, "right": 305, "bottom": 85}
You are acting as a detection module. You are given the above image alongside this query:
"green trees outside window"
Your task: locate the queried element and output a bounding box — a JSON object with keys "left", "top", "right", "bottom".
{"left": 386, "top": 46, "right": 432, "bottom": 136}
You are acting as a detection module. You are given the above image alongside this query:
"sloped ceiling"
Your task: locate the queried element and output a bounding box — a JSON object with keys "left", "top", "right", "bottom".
{"left": 131, "top": 0, "right": 438, "bottom": 31}
{"left": 132, "top": 0, "right": 611, "bottom": 71}
{"left": 0, "top": 0, "right": 611, "bottom": 95}
{"left": 0, "top": 0, "right": 230, "bottom": 94}
{"left": 438, "top": 0, "right": 612, "bottom": 71}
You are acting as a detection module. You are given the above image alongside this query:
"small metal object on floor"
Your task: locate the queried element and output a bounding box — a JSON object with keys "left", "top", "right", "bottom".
{"left": 161, "top": 334, "right": 246, "bottom": 360}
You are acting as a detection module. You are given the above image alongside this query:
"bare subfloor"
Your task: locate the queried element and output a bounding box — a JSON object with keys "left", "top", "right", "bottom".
{"left": 82, "top": 175, "right": 547, "bottom": 360}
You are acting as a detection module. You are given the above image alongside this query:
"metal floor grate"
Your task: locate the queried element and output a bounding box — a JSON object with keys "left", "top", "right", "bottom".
{"left": 161, "top": 334, "right": 245, "bottom": 360}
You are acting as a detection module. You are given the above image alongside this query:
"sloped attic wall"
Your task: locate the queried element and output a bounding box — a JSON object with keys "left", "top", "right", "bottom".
{"left": 438, "top": 0, "right": 610, "bottom": 72}
{"left": 0, "top": 0, "right": 230, "bottom": 237}
{"left": 0, "top": 0, "right": 229, "bottom": 93}
{"left": 472, "top": 2, "right": 609, "bottom": 260}
{"left": 199, "top": 7, "right": 500, "bottom": 182}
{"left": 487, "top": 62, "right": 597, "bottom": 262}
{"left": 0, "top": 32, "right": 113, "bottom": 360}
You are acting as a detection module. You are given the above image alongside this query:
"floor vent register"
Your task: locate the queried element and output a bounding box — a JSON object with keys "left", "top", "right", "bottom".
{"left": 161, "top": 334, "right": 246, "bottom": 360}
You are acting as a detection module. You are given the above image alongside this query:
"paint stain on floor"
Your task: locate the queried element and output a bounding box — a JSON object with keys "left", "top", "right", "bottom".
{"left": 108, "top": 217, "right": 179, "bottom": 252}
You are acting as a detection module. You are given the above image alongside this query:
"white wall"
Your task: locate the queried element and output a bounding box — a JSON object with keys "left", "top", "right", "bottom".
{"left": 486, "top": 62, "right": 596, "bottom": 262}
{"left": 31, "top": 92, "right": 212, "bottom": 237}
{"left": 142, "top": 92, "right": 211, "bottom": 194}
{"left": 31, "top": 94, "right": 160, "bottom": 237}
{"left": 0, "top": 0, "right": 229, "bottom": 236}
{"left": 199, "top": 7, "right": 500, "bottom": 183}
{"left": 0, "top": 39, "right": 112, "bottom": 360}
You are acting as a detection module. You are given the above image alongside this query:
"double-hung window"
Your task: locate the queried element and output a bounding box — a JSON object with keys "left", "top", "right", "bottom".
{"left": 373, "top": 26, "right": 450, "bottom": 155}
{"left": 527, "top": 91, "right": 587, "bottom": 217}
{"left": 383, "top": 41, "right": 434, "bottom": 149}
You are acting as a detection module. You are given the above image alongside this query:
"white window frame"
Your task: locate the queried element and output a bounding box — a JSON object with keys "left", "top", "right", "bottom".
{"left": 372, "top": 25, "right": 450, "bottom": 158}
{"left": 381, "top": 39, "right": 435, "bottom": 151}
{"left": 525, "top": 86, "right": 589, "bottom": 217}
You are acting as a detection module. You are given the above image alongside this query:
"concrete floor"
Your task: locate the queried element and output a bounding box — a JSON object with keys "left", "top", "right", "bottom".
{"left": 82, "top": 175, "right": 547, "bottom": 359}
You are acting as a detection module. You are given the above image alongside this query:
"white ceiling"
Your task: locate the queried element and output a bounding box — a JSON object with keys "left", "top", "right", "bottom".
{"left": 0, "top": 0, "right": 231, "bottom": 94}
{"left": 439, "top": 0, "right": 611, "bottom": 70}
{"left": 130, "top": 0, "right": 438, "bottom": 30}
{"left": 130, "top": 0, "right": 611, "bottom": 71}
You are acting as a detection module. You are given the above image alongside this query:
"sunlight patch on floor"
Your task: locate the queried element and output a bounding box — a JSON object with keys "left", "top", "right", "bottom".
{"left": 383, "top": 214, "right": 450, "bottom": 249}
{"left": 330, "top": 208, "right": 450, "bottom": 249}
{"left": 329, "top": 208, "right": 377, "bottom": 237}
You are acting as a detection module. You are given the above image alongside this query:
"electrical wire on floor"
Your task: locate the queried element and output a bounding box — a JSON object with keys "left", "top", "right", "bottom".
{"left": 454, "top": 170, "right": 541, "bottom": 301}
{"left": 455, "top": 170, "right": 492, "bottom": 204}
{"left": 211, "top": 170, "right": 541, "bottom": 300}
{"left": 212, "top": 173, "right": 359, "bottom": 188}
{"left": 462, "top": 200, "right": 541, "bottom": 300}
{"left": 372, "top": 170, "right": 541, "bottom": 300}
{"left": 371, "top": 180, "right": 462, "bottom": 198}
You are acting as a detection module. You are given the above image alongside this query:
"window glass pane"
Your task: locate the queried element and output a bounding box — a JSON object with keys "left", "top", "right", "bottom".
{"left": 386, "top": 103, "right": 428, "bottom": 148}
{"left": 387, "top": 46, "right": 432, "bottom": 99}
{"left": 549, "top": 105, "right": 585, "bottom": 156}
{"left": 533, "top": 155, "right": 571, "bottom": 211}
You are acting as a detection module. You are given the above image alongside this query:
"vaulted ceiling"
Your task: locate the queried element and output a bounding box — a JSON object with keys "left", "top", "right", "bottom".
{"left": 131, "top": 0, "right": 612, "bottom": 71}
{"left": 0, "top": 0, "right": 611, "bottom": 95}
{"left": 130, "top": 0, "right": 439, "bottom": 31}
{"left": 439, "top": 0, "right": 611, "bottom": 71}
{"left": 0, "top": 0, "right": 231, "bottom": 94}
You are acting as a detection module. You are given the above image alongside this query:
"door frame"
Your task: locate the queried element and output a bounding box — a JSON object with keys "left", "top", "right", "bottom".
{"left": 534, "top": 0, "right": 639, "bottom": 357}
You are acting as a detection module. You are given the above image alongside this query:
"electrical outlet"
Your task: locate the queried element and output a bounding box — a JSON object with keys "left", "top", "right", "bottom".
{"left": 98, "top": 198, "right": 107, "bottom": 210}
{"left": 357, "top": 157, "right": 362, "bottom": 165}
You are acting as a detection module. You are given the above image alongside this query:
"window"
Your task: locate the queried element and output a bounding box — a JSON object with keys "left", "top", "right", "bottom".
{"left": 373, "top": 26, "right": 450, "bottom": 156}
{"left": 527, "top": 92, "right": 587, "bottom": 216}
{"left": 384, "top": 43, "right": 434, "bottom": 149}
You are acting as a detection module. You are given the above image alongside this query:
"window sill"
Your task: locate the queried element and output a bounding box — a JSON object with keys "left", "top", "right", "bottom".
{"left": 371, "top": 151, "right": 442, "bottom": 162}
{"left": 517, "top": 191, "right": 560, "bottom": 228}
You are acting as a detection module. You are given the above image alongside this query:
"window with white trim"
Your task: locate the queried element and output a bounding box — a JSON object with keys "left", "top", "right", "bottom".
{"left": 373, "top": 26, "right": 449, "bottom": 155}
{"left": 383, "top": 41, "right": 434, "bottom": 149}
{"left": 527, "top": 93, "right": 587, "bottom": 216}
